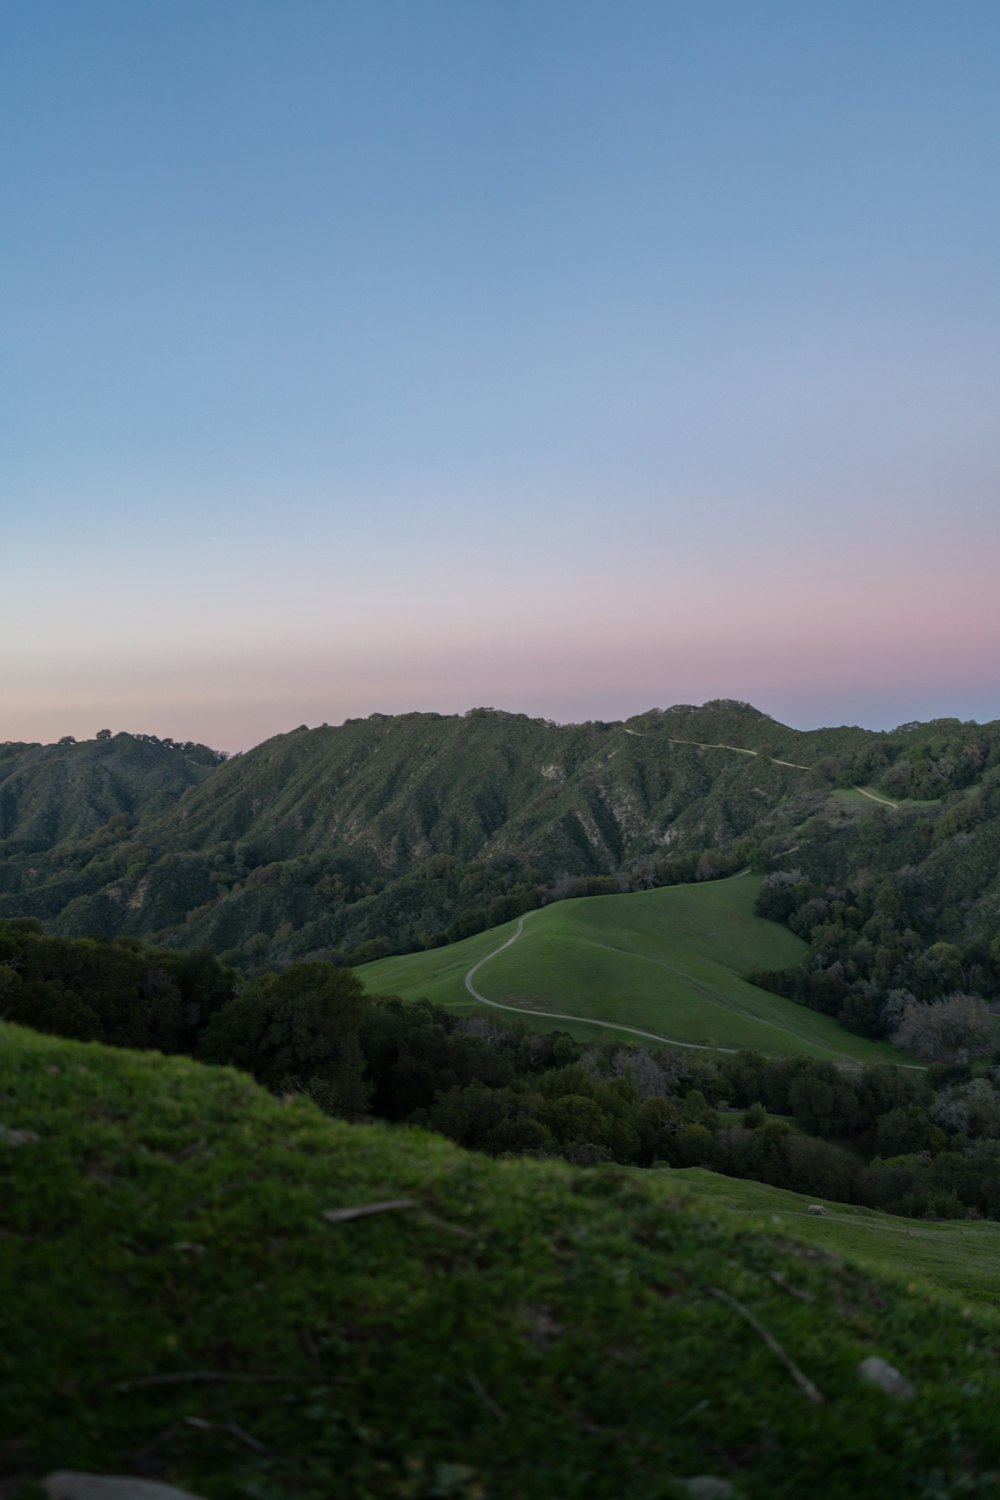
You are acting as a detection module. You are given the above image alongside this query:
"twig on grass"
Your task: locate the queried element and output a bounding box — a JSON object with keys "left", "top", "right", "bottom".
{"left": 674, "top": 1397, "right": 710, "bottom": 1425}
{"left": 770, "top": 1270, "right": 816, "bottom": 1304}
{"left": 468, "top": 1373, "right": 507, "bottom": 1422}
{"left": 321, "top": 1197, "right": 417, "bottom": 1223}
{"left": 418, "top": 1209, "right": 478, "bottom": 1240}
{"left": 299, "top": 1326, "right": 322, "bottom": 1366}
{"left": 172, "top": 1137, "right": 208, "bottom": 1163}
{"left": 706, "top": 1286, "right": 824, "bottom": 1404}
{"left": 183, "top": 1416, "right": 269, "bottom": 1453}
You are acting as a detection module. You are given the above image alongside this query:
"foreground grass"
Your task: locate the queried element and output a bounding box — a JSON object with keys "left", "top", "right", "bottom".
{"left": 359, "top": 877, "right": 902, "bottom": 1065}
{"left": 2, "top": 1024, "right": 999, "bottom": 1499}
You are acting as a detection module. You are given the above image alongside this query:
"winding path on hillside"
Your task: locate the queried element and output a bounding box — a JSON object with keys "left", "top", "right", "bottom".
{"left": 463, "top": 909, "right": 867, "bottom": 1063}
{"left": 463, "top": 914, "right": 737, "bottom": 1052}
{"left": 621, "top": 726, "right": 899, "bottom": 805}
{"left": 850, "top": 785, "right": 900, "bottom": 809}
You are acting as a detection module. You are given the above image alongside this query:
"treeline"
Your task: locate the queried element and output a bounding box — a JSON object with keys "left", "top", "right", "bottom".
{"left": 18, "top": 838, "right": 745, "bottom": 976}
{"left": 849, "top": 719, "right": 1000, "bottom": 801}
{"left": 6, "top": 919, "right": 1000, "bottom": 1224}
{"left": 0, "top": 918, "right": 234, "bottom": 1053}
{"left": 749, "top": 783, "right": 1000, "bottom": 1051}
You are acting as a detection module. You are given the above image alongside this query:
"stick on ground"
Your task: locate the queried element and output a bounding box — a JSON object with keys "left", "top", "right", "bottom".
{"left": 468, "top": 1373, "right": 507, "bottom": 1422}
{"left": 321, "top": 1198, "right": 417, "bottom": 1223}
{"left": 183, "top": 1416, "right": 269, "bottom": 1453}
{"left": 706, "top": 1286, "right": 824, "bottom": 1404}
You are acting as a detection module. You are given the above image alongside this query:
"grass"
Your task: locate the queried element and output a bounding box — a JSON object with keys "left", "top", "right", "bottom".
{"left": 831, "top": 787, "right": 898, "bottom": 808}
{"left": 358, "top": 876, "right": 905, "bottom": 1066}
{"left": 830, "top": 787, "right": 951, "bottom": 810}
{"left": 3, "top": 1022, "right": 1000, "bottom": 1499}
{"left": 673, "top": 1169, "right": 1000, "bottom": 1308}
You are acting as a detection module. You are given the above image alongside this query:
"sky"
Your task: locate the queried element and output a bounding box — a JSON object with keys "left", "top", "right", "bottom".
{"left": 3, "top": 0, "right": 999, "bottom": 750}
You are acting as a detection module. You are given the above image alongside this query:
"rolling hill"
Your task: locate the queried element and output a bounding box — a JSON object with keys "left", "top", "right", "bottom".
{"left": 674, "top": 1168, "right": 1000, "bottom": 1308}
{"left": 359, "top": 874, "right": 906, "bottom": 1064}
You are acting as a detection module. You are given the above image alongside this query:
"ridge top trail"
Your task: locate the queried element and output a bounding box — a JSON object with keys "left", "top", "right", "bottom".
{"left": 621, "top": 726, "right": 897, "bottom": 803}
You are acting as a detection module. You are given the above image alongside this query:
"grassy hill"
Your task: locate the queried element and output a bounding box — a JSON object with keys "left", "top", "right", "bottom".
{"left": 3, "top": 1022, "right": 1000, "bottom": 1499}
{"left": 359, "top": 875, "right": 904, "bottom": 1064}
{"left": 675, "top": 1169, "right": 1000, "bottom": 1307}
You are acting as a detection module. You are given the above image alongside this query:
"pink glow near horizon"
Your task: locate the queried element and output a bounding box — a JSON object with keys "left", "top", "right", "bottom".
{"left": 7, "top": 540, "right": 1000, "bottom": 750}
{"left": 5, "top": 487, "right": 998, "bottom": 751}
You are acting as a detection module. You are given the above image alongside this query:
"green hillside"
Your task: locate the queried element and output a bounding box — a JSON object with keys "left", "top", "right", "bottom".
{"left": 4, "top": 1022, "right": 1000, "bottom": 1500}
{"left": 359, "top": 875, "right": 903, "bottom": 1064}
{"left": 0, "top": 733, "right": 220, "bottom": 853}
{"left": 675, "top": 1169, "right": 1000, "bottom": 1307}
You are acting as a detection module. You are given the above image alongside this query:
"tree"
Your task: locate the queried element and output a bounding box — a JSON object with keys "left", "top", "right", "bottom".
{"left": 672, "top": 1123, "right": 716, "bottom": 1168}
{"left": 892, "top": 993, "right": 995, "bottom": 1063}
{"left": 199, "top": 962, "right": 371, "bottom": 1116}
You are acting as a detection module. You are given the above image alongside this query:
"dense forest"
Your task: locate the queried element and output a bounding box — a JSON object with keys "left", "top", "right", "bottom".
{"left": 5, "top": 917, "right": 1000, "bottom": 1224}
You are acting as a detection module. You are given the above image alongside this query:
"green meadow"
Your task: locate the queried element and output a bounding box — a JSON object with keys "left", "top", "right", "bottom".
{"left": 358, "top": 876, "right": 905, "bottom": 1065}
{"left": 673, "top": 1168, "right": 1000, "bottom": 1309}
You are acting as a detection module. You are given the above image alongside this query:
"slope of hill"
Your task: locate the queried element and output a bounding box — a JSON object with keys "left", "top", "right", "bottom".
{"left": 0, "top": 733, "right": 220, "bottom": 853}
{"left": 132, "top": 703, "right": 823, "bottom": 869}
{"left": 674, "top": 1168, "right": 1000, "bottom": 1307}
{"left": 4, "top": 1022, "right": 1000, "bottom": 1500}
{"left": 358, "top": 875, "right": 903, "bottom": 1064}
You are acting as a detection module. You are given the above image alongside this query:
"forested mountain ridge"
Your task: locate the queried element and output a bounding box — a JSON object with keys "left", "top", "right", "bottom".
{"left": 0, "top": 731, "right": 223, "bottom": 852}
{"left": 1, "top": 701, "right": 998, "bottom": 983}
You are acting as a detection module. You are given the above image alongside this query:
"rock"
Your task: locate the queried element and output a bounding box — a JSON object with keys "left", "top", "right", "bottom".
{"left": 858, "top": 1355, "right": 917, "bottom": 1399}
{"left": 44, "top": 1476, "right": 208, "bottom": 1500}
{"left": 0, "top": 1125, "right": 40, "bottom": 1146}
{"left": 675, "top": 1479, "right": 736, "bottom": 1499}
{"left": 807, "top": 1204, "right": 827, "bottom": 1216}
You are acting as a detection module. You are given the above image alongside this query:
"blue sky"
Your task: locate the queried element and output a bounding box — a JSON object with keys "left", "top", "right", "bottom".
{"left": 3, "top": 1, "right": 999, "bottom": 747}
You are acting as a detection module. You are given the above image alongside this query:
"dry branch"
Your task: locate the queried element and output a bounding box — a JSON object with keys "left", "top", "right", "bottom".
{"left": 468, "top": 1373, "right": 507, "bottom": 1421}
{"left": 706, "top": 1286, "right": 824, "bottom": 1404}
{"left": 769, "top": 1270, "right": 817, "bottom": 1304}
{"left": 183, "top": 1415, "right": 269, "bottom": 1453}
{"left": 321, "top": 1197, "right": 417, "bottom": 1223}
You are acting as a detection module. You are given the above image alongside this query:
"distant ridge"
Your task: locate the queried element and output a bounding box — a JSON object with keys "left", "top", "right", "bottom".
{"left": 1, "top": 702, "right": 997, "bottom": 986}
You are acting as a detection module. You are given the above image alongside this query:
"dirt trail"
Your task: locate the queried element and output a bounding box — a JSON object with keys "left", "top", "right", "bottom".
{"left": 622, "top": 726, "right": 897, "bottom": 805}
{"left": 851, "top": 785, "right": 899, "bottom": 809}
{"left": 462, "top": 906, "right": 924, "bottom": 1069}
{"left": 623, "top": 725, "right": 810, "bottom": 768}
{"left": 464, "top": 908, "right": 865, "bottom": 1063}
{"left": 463, "top": 913, "right": 738, "bottom": 1053}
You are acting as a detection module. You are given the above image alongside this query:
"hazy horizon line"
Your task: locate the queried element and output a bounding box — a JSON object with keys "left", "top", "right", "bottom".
{"left": 6, "top": 696, "right": 995, "bottom": 759}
